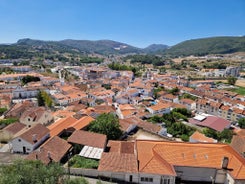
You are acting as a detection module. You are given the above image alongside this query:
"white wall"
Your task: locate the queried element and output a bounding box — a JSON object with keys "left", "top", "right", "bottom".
{"left": 225, "top": 173, "right": 245, "bottom": 184}
{"left": 11, "top": 134, "right": 49, "bottom": 154}
{"left": 11, "top": 137, "right": 34, "bottom": 153}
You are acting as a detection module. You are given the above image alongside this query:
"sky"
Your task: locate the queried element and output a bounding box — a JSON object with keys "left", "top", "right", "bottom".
{"left": 0, "top": 0, "right": 244, "bottom": 47}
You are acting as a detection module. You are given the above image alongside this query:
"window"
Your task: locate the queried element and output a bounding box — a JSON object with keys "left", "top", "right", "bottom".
{"left": 140, "top": 177, "right": 153, "bottom": 182}
{"left": 163, "top": 178, "right": 170, "bottom": 184}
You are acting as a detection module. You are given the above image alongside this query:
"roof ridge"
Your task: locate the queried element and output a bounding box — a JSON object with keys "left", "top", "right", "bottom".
{"left": 152, "top": 146, "right": 176, "bottom": 176}
{"left": 139, "top": 155, "right": 155, "bottom": 172}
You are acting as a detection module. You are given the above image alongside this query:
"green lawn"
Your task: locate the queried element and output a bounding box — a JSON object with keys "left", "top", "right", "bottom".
{"left": 69, "top": 155, "right": 99, "bottom": 169}
{"left": 228, "top": 86, "right": 245, "bottom": 95}
{"left": 0, "top": 118, "right": 18, "bottom": 126}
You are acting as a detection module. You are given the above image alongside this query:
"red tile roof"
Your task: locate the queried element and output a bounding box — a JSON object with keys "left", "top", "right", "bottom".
{"left": 190, "top": 131, "right": 217, "bottom": 143}
{"left": 107, "top": 140, "right": 135, "bottom": 154}
{"left": 231, "top": 135, "right": 245, "bottom": 156}
{"left": 18, "top": 124, "right": 49, "bottom": 144}
{"left": 48, "top": 116, "right": 77, "bottom": 137}
{"left": 26, "top": 136, "right": 72, "bottom": 164}
{"left": 98, "top": 152, "right": 138, "bottom": 173}
{"left": 98, "top": 140, "right": 137, "bottom": 173}
{"left": 67, "top": 130, "right": 106, "bottom": 149}
{"left": 189, "top": 116, "right": 231, "bottom": 132}
{"left": 136, "top": 140, "right": 245, "bottom": 179}
{"left": 180, "top": 98, "right": 195, "bottom": 105}
{"left": 3, "top": 122, "right": 26, "bottom": 135}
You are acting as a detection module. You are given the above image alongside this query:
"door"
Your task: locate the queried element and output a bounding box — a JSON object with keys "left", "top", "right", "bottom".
{"left": 23, "top": 146, "right": 26, "bottom": 154}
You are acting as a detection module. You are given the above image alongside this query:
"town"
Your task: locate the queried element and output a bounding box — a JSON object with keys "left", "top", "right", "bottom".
{"left": 0, "top": 52, "right": 244, "bottom": 184}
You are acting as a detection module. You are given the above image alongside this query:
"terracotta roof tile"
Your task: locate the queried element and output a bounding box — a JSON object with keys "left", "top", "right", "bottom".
{"left": 209, "top": 101, "right": 222, "bottom": 108}
{"left": 69, "top": 115, "right": 94, "bottom": 130}
{"left": 220, "top": 105, "right": 231, "bottom": 111}
{"left": 189, "top": 116, "right": 230, "bottom": 132}
{"left": 98, "top": 152, "right": 138, "bottom": 173}
{"left": 190, "top": 131, "right": 217, "bottom": 143}
{"left": 148, "top": 102, "right": 171, "bottom": 111}
{"left": 68, "top": 130, "right": 106, "bottom": 149}
{"left": 3, "top": 122, "right": 26, "bottom": 135}
{"left": 232, "top": 108, "right": 244, "bottom": 114}
{"left": 136, "top": 140, "right": 245, "bottom": 179}
{"left": 48, "top": 116, "right": 77, "bottom": 137}
{"left": 98, "top": 140, "right": 137, "bottom": 173}
{"left": 231, "top": 135, "right": 245, "bottom": 156}
{"left": 18, "top": 124, "right": 49, "bottom": 144}
{"left": 26, "top": 136, "right": 72, "bottom": 164}
{"left": 180, "top": 98, "right": 195, "bottom": 104}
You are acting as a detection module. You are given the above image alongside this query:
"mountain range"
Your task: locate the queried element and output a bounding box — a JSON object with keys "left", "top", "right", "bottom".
{"left": 0, "top": 36, "right": 244, "bottom": 59}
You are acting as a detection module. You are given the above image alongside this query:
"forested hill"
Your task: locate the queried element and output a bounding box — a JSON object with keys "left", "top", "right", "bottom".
{"left": 164, "top": 36, "right": 245, "bottom": 56}
{"left": 17, "top": 38, "right": 142, "bottom": 55}
{"left": 0, "top": 36, "right": 244, "bottom": 59}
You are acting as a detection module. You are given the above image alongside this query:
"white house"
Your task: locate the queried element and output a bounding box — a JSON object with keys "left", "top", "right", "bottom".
{"left": 179, "top": 98, "right": 196, "bottom": 111}
{"left": 146, "top": 102, "right": 171, "bottom": 115}
{"left": 11, "top": 124, "right": 50, "bottom": 154}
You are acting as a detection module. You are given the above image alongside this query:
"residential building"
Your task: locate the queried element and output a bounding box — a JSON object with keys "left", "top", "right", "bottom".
{"left": 11, "top": 124, "right": 50, "bottom": 154}
{"left": 189, "top": 131, "right": 217, "bottom": 143}
{"left": 98, "top": 141, "right": 139, "bottom": 183}
{"left": 146, "top": 102, "right": 171, "bottom": 115}
{"left": 19, "top": 107, "right": 53, "bottom": 127}
{"left": 231, "top": 129, "right": 245, "bottom": 158}
{"left": 27, "top": 136, "right": 72, "bottom": 164}
{"left": 98, "top": 140, "right": 245, "bottom": 184}
{"left": 179, "top": 98, "right": 196, "bottom": 111}
{"left": 68, "top": 130, "right": 106, "bottom": 159}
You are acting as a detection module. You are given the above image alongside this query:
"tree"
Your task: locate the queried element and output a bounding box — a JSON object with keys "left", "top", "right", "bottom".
{"left": 87, "top": 113, "right": 122, "bottom": 140}
{"left": 218, "top": 129, "right": 233, "bottom": 143}
{"left": 227, "top": 76, "right": 237, "bottom": 85}
{"left": 172, "top": 108, "right": 192, "bottom": 118}
{"left": 37, "top": 91, "right": 53, "bottom": 107}
{"left": 238, "top": 118, "right": 245, "bottom": 128}
{"left": 21, "top": 75, "right": 40, "bottom": 85}
{"left": 169, "top": 87, "right": 179, "bottom": 95}
{"left": 203, "top": 128, "right": 218, "bottom": 139}
{"left": 148, "top": 115, "right": 163, "bottom": 124}
{"left": 0, "top": 108, "right": 7, "bottom": 115}
{"left": 37, "top": 91, "right": 45, "bottom": 106}
{"left": 0, "top": 159, "right": 64, "bottom": 184}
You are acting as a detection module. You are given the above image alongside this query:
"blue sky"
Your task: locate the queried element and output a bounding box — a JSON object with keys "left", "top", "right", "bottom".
{"left": 0, "top": 0, "right": 244, "bottom": 47}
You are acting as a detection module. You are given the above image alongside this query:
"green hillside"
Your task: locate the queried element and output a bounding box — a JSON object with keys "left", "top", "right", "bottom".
{"left": 164, "top": 36, "right": 245, "bottom": 56}
{"left": 0, "top": 38, "right": 143, "bottom": 59}
{"left": 59, "top": 39, "right": 141, "bottom": 55}
{"left": 142, "top": 44, "right": 169, "bottom": 53}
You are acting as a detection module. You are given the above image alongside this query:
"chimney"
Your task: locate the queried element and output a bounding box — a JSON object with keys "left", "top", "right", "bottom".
{"left": 47, "top": 151, "right": 52, "bottom": 162}
{"left": 221, "top": 156, "right": 229, "bottom": 169}
{"left": 32, "top": 134, "right": 37, "bottom": 143}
